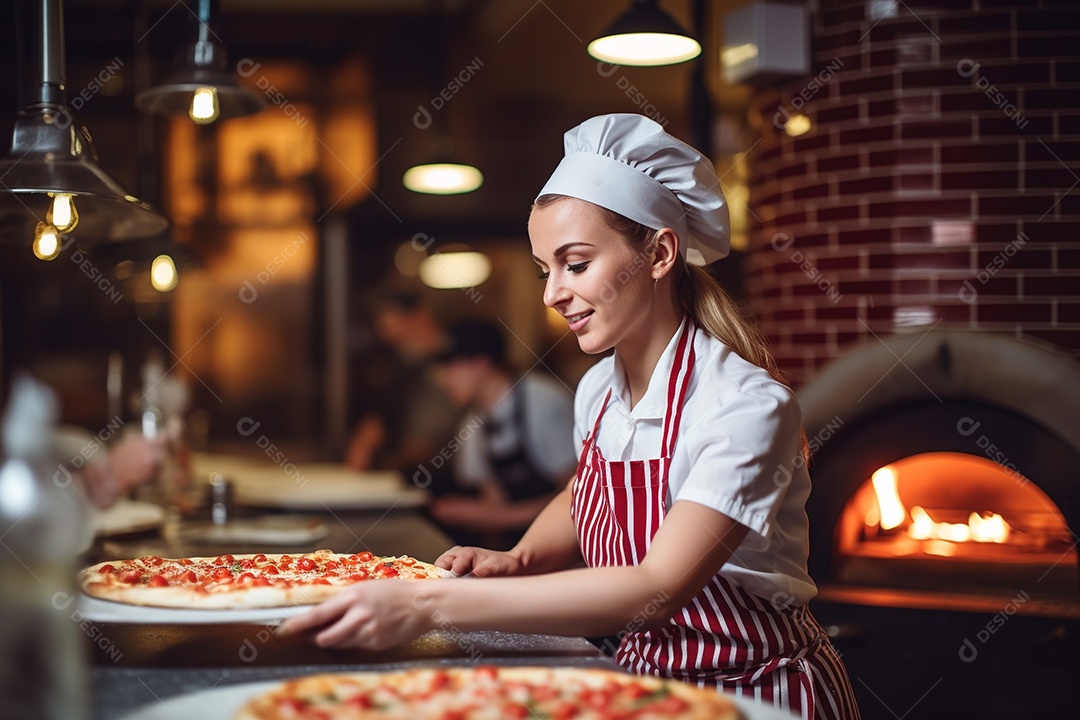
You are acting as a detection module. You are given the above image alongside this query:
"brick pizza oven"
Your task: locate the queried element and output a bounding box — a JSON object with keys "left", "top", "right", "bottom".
{"left": 738, "top": 1, "right": 1080, "bottom": 717}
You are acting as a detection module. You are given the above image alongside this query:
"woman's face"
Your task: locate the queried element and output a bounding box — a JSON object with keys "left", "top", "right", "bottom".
{"left": 529, "top": 198, "right": 656, "bottom": 355}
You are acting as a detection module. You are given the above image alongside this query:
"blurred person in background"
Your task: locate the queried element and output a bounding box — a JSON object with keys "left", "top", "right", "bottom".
{"left": 428, "top": 319, "right": 576, "bottom": 549}
{"left": 345, "top": 291, "right": 461, "bottom": 494}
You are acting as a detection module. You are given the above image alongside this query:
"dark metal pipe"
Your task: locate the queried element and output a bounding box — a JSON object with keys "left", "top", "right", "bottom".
{"left": 39, "top": 0, "right": 65, "bottom": 97}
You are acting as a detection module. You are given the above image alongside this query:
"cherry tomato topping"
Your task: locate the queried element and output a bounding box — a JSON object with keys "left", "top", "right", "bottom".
{"left": 237, "top": 572, "right": 256, "bottom": 584}
{"left": 240, "top": 559, "right": 254, "bottom": 569}
{"left": 583, "top": 690, "right": 610, "bottom": 709}
{"left": 253, "top": 577, "right": 271, "bottom": 587}
{"left": 99, "top": 564, "right": 116, "bottom": 574}
{"left": 180, "top": 558, "right": 194, "bottom": 566}
{"left": 430, "top": 671, "right": 451, "bottom": 690}
{"left": 380, "top": 566, "right": 398, "bottom": 578}
{"left": 264, "top": 564, "right": 279, "bottom": 575}
{"left": 312, "top": 578, "right": 330, "bottom": 585}
{"left": 149, "top": 574, "right": 169, "bottom": 587}
{"left": 651, "top": 696, "right": 689, "bottom": 712}
{"left": 143, "top": 555, "right": 164, "bottom": 566}
{"left": 214, "top": 554, "right": 234, "bottom": 566}
{"left": 324, "top": 561, "right": 337, "bottom": 570}
{"left": 346, "top": 573, "right": 366, "bottom": 583}
{"left": 279, "top": 555, "right": 292, "bottom": 563}
{"left": 398, "top": 557, "right": 416, "bottom": 566}
{"left": 624, "top": 684, "right": 650, "bottom": 700}
{"left": 253, "top": 553, "right": 268, "bottom": 563}
{"left": 476, "top": 666, "right": 498, "bottom": 680}
{"left": 550, "top": 704, "right": 579, "bottom": 720}
{"left": 346, "top": 695, "right": 372, "bottom": 709}
{"left": 182, "top": 570, "right": 198, "bottom": 584}
{"left": 356, "top": 551, "right": 374, "bottom": 562}
{"left": 120, "top": 570, "right": 143, "bottom": 585}
{"left": 502, "top": 704, "right": 528, "bottom": 719}
{"left": 213, "top": 567, "right": 233, "bottom": 580}
{"left": 297, "top": 557, "right": 317, "bottom": 572}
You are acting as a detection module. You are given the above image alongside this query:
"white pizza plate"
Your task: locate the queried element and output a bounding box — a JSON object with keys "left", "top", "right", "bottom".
{"left": 91, "top": 500, "right": 167, "bottom": 537}
{"left": 114, "top": 677, "right": 800, "bottom": 720}
{"left": 77, "top": 593, "right": 310, "bottom": 625}
{"left": 192, "top": 455, "right": 428, "bottom": 510}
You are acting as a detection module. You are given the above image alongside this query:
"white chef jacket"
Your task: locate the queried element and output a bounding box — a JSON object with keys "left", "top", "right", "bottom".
{"left": 572, "top": 320, "right": 818, "bottom": 604}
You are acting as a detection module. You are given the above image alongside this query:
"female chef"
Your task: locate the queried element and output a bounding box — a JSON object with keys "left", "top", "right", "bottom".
{"left": 280, "top": 114, "right": 860, "bottom": 720}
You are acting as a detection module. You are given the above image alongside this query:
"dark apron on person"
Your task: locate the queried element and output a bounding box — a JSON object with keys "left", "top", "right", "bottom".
{"left": 486, "top": 382, "right": 553, "bottom": 502}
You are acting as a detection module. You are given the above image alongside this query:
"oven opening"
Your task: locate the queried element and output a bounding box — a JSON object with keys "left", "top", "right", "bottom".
{"left": 835, "top": 452, "right": 1077, "bottom": 600}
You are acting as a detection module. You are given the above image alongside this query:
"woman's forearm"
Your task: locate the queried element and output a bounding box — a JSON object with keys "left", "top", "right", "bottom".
{"left": 419, "top": 564, "right": 675, "bottom": 638}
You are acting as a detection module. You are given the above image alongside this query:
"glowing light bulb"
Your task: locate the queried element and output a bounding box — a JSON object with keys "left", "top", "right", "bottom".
{"left": 47, "top": 193, "right": 78, "bottom": 233}
{"left": 150, "top": 255, "right": 178, "bottom": 292}
{"left": 190, "top": 87, "right": 220, "bottom": 124}
{"left": 33, "top": 222, "right": 62, "bottom": 261}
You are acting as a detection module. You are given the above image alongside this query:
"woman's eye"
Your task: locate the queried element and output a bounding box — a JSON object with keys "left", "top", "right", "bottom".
{"left": 537, "top": 271, "right": 550, "bottom": 280}
{"left": 567, "top": 261, "right": 590, "bottom": 274}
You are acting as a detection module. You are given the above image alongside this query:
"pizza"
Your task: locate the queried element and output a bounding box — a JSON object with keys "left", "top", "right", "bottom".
{"left": 233, "top": 666, "right": 740, "bottom": 719}
{"left": 78, "top": 549, "right": 449, "bottom": 609}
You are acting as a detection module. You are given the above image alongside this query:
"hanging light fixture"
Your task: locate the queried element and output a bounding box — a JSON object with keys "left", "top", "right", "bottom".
{"left": 588, "top": 0, "right": 701, "bottom": 67}
{"left": 0, "top": 0, "right": 169, "bottom": 246}
{"left": 403, "top": 161, "right": 483, "bottom": 195}
{"left": 403, "top": 1, "right": 482, "bottom": 195}
{"left": 134, "top": 0, "right": 264, "bottom": 125}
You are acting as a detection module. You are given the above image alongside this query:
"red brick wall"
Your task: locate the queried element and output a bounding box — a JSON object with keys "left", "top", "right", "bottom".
{"left": 744, "top": 0, "right": 1080, "bottom": 387}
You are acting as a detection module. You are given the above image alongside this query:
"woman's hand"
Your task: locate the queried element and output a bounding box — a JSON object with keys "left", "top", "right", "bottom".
{"left": 276, "top": 579, "right": 436, "bottom": 650}
{"left": 435, "top": 546, "right": 524, "bottom": 578}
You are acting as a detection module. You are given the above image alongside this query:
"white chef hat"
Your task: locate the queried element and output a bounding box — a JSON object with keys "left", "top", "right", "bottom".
{"left": 536, "top": 113, "right": 730, "bottom": 265}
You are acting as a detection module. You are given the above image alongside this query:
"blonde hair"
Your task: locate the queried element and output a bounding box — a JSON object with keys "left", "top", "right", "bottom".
{"left": 534, "top": 194, "right": 808, "bottom": 458}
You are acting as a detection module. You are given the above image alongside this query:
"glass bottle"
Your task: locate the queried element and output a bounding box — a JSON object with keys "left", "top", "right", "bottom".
{"left": 0, "top": 375, "right": 89, "bottom": 720}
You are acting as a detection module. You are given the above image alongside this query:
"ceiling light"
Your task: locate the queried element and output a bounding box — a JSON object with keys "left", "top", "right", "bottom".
{"left": 0, "top": 0, "right": 169, "bottom": 245}
{"left": 588, "top": 0, "right": 701, "bottom": 67}
{"left": 403, "top": 162, "right": 483, "bottom": 195}
{"left": 418, "top": 249, "right": 491, "bottom": 289}
{"left": 134, "top": 0, "right": 264, "bottom": 125}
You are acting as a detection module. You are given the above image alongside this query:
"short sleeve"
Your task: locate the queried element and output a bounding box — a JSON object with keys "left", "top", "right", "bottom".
{"left": 675, "top": 379, "right": 804, "bottom": 552}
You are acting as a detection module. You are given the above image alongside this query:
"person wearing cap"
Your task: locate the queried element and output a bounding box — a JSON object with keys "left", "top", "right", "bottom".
{"left": 280, "top": 114, "right": 859, "bottom": 720}
{"left": 426, "top": 319, "right": 576, "bottom": 549}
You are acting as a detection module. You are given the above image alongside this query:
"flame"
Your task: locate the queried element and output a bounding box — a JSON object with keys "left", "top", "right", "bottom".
{"left": 868, "top": 464, "right": 1013, "bottom": 546}
{"left": 871, "top": 466, "right": 906, "bottom": 530}
{"left": 906, "top": 505, "right": 1010, "bottom": 543}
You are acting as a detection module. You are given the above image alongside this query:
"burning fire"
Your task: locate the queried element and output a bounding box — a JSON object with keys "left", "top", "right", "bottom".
{"left": 867, "top": 465, "right": 1012, "bottom": 544}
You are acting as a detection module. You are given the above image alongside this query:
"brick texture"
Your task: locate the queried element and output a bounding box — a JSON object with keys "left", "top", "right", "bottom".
{"left": 744, "top": 0, "right": 1080, "bottom": 386}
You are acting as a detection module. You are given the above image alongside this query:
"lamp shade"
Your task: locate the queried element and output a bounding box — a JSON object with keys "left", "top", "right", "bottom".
{"left": 0, "top": 103, "right": 169, "bottom": 243}
{"left": 588, "top": 0, "right": 701, "bottom": 67}
{"left": 134, "top": 39, "right": 264, "bottom": 122}
{"left": 135, "top": 0, "right": 264, "bottom": 124}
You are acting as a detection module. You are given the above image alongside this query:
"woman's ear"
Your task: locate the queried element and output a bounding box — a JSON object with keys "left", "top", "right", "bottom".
{"left": 651, "top": 228, "right": 680, "bottom": 280}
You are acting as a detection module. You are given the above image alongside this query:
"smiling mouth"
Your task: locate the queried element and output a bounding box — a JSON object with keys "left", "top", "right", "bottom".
{"left": 566, "top": 311, "right": 593, "bottom": 324}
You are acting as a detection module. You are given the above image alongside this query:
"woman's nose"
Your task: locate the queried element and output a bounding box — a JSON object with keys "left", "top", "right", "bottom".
{"left": 543, "top": 274, "right": 569, "bottom": 308}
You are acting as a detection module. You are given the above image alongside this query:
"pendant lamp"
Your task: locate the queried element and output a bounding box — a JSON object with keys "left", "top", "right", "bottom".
{"left": 0, "top": 0, "right": 169, "bottom": 246}
{"left": 403, "top": 3, "right": 482, "bottom": 195}
{"left": 588, "top": 0, "right": 701, "bottom": 67}
{"left": 134, "top": 0, "right": 264, "bottom": 125}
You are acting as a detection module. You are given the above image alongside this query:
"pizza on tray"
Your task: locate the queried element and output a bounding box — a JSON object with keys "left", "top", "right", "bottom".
{"left": 233, "top": 666, "right": 740, "bottom": 720}
{"left": 78, "top": 549, "right": 448, "bottom": 609}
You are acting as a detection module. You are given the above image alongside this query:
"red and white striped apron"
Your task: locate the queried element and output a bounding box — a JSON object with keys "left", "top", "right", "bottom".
{"left": 571, "top": 321, "right": 860, "bottom": 720}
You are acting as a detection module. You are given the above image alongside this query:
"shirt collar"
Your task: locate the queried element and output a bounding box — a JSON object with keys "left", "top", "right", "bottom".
{"left": 611, "top": 316, "right": 690, "bottom": 420}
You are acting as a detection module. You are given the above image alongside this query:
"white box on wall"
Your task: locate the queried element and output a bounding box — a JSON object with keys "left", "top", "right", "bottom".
{"left": 722, "top": 2, "right": 810, "bottom": 85}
